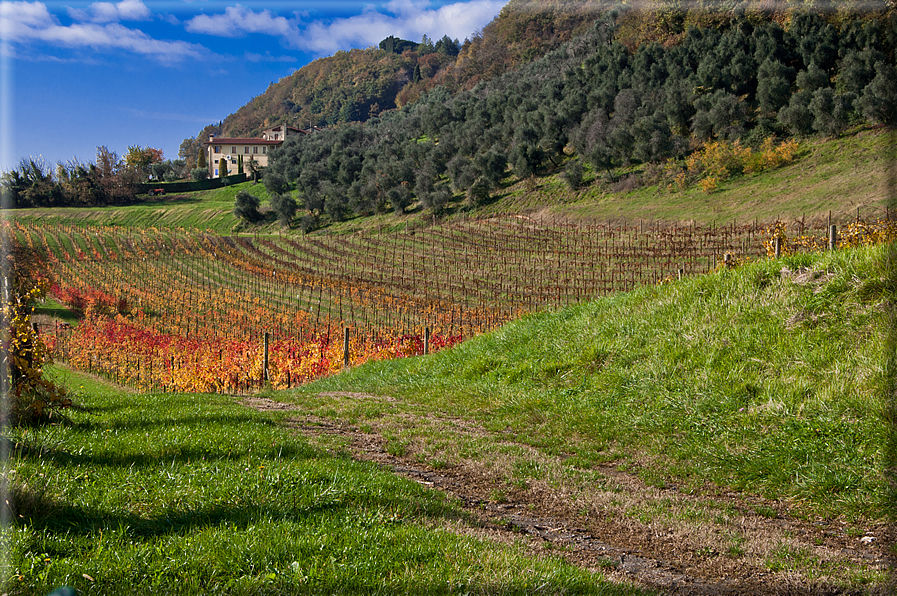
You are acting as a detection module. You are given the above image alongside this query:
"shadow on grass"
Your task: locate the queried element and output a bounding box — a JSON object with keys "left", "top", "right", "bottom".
{"left": 34, "top": 305, "right": 78, "bottom": 321}
{"left": 11, "top": 441, "right": 317, "bottom": 469}
{"left": 133, "top": 195, "right": 204, "bottom": 208}
{"left": 74, "top": 412, "right": 281, "bottom": 432}
{"left": 8, "top": 488, "right": 346, "bottom": 537}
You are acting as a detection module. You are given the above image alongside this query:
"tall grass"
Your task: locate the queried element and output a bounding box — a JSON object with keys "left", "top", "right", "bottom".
{"left": 300, "top": 244, "right": 893, "bottom": 520}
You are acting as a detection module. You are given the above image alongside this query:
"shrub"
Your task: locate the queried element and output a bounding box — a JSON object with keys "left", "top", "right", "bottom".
{"left": 270, "top": 193, "right": 297, "bottom": 227}
{"left": 190, "top": 168, "right": 209, "bottom": 182}
{"left": 299, "top": 213, "right": 319, "bottom": 233}
{"left": 466, "top": 177, "right": 492, "bottom": 207}
{"left": 234, "top": 190, "right": 261, "bottom": 222}
{"left": 563, "top": 160, "right": 584, "bottom": 190}
{"left": 5, "top": 245, "right": 72, "bottom": 424}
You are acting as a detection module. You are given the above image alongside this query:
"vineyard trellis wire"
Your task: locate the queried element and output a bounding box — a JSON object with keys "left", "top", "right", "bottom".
{"left": 17, "top": 208, "right": 896, "bottom": 393}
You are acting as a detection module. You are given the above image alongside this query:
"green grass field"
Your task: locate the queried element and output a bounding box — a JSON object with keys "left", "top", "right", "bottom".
{"left": 2, "top": 368, "right": 645, "bottom": 595}
{"left": 9, "top": 181, "right": 274, "bottom": 234}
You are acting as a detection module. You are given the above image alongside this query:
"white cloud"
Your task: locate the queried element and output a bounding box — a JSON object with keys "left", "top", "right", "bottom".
{"left": 68, "top": 0, "right": 152, "bottom": 23}
{"left": 181, "top": 0, "right": 502, "bottom": 56}
{"left": 0, "top": 1, "right": 209, "bottom": 63}
{"left": 300, "top": 0, "right": 503, "bottom": 55}
{"left": 0, "top": 1, "right": 56, "bottom": 38}
{"left": 185, "top": 4, "right": 297, "bottom": 41}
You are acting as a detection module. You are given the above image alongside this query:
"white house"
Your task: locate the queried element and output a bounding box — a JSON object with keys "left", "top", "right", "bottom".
{"left": 202, "top": 125, "right": 311, "bottom": 179}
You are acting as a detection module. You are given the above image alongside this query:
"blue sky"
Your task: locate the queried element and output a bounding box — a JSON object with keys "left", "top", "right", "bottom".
{"left": 0, "top": 0, "right": 506, "bottom": 172}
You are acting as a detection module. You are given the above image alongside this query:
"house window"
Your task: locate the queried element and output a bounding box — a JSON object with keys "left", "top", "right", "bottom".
{"left": 253, "top": 146, "right": 258, "bottom": 154}
{"left": 262, "top": 147, "right": 266, "bottom": 154}
{"left": 214, "top": 169, "right": 218, "bottom": 176}
{"left": 231, "top": 146, "right": 237, "bottom": 154}
{"left": 214, "top": 146, "right": 220, "bottom": 153}
{"left": 274, "top": 134, "right": 279, "bottom": 140}
{"left": 244, "top": 146, "right": 249, "bottom": 153}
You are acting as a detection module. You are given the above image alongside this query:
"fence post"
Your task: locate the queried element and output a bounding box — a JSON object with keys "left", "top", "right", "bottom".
{"left": 774, "top": 237, "right": 782, "bottom": 259}
{"left": 343, "top": 327, "right": 350, "bottom": 368}
{"left": 829, "top": 225, "right": 837, "bottom": 251}
{"left": 263, "top": 332, "right": 269, "bottom": 382}
{"left": 677, "top": 268, "right": 683, "bottom": 281}
{"left": 424, "top": 327, "right": 430, "bottom": 355}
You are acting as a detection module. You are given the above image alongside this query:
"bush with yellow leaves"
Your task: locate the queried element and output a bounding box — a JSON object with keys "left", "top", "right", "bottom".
{"left": 3, "top": 244, "right": 72, "bottom": 424}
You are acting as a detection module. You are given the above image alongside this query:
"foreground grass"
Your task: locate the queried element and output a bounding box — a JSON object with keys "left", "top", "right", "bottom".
{"left": 292, "top": 243, "right": 893, "bottom": 522}
{"left": 2, "top": 370, "right": 643, "bottom": 595}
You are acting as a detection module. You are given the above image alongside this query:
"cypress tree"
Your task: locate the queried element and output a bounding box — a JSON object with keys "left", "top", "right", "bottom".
{"left": 197, "top": 148, "right": 207, "bottom": 169}
{"left": 218, "top": 157, "right": 228, "bottom": 177}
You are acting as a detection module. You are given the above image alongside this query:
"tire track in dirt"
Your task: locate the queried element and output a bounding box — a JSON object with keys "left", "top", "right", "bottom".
{"left": 242, "top": 394, "right": 893, "bottom": 595}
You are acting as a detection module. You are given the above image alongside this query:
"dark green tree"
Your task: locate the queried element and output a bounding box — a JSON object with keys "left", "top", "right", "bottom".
{"left": 778, "top": 91, "right": 814, "bottom": 136}
{"left": 856, "top": 62, "right": 897, "bottom": 125}
{"left": 466, "top": 176, "right": 492, "bottom": 207}
{"left": 795, "top": 62, "right": 830, "bottom": 94}
{"left": 562, "top": 159, "right": 584, "bottom": 190}
{"left": 756, "top": 58, "right": 795, "bottom": 115}
{"left": 270, "top": 193, "right": 297, "bottom": 226}
{"left": 233, "top": 190, "right": 260, "bottom": 222}
{"left": 809, "top": 88, "right": 854, "bottom": 136}
{"left": 434, "top": 35, "right": 460, "bottom": 56}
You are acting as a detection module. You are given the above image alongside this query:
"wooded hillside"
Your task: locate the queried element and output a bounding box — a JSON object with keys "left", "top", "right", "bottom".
{"left": 252, "top": 4, "right": 896, "bottom": 229}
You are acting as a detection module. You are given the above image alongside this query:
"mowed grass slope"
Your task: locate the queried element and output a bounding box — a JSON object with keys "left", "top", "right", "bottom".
{"left": 293, "top": 243, "right": 893, "bottom": 521}
{"left": 3, "top": 369, "right": 645, "bottom": 595}
{"left": 9, "top": 182, "right": 273, "bottom": 234}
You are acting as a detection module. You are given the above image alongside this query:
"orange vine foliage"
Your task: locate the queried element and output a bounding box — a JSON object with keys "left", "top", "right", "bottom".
{"left": 57, "top": 313, "right": 461, "bottom": 393}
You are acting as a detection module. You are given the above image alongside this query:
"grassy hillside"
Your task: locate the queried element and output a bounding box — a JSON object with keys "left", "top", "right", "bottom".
{"left": 485, "top": 127, "right": 897, "bottom": 225}
{"left": 291, "top": 243, "right": 892, "bottom": 520}
{"left": 268, "top": 242, "right": 894, "bottom": 589}
{"left": 12, "top": 127, "right": 897, "bottom": 234}
{"left": 10, "top": 181, "right": 272, "bottom": 234}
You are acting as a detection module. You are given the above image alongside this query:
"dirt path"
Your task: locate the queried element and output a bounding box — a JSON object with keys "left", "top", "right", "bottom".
{"left": 242, "top": 393, "right": 893, "bottom": 595}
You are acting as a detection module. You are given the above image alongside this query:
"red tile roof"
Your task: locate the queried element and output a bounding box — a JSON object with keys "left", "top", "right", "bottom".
{"left": 203, "top": 138, "right": 283, "bottom": 145}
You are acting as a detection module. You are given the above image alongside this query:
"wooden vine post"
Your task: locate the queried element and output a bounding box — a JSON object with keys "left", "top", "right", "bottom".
{"left": 263, "top": 332, "right": 270, "bottom": 382}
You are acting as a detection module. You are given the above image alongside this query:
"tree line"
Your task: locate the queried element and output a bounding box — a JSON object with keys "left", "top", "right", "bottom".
{"left": 1, "top": 146, "right": 187, "bottom": 208}
{"left": 258, "top": 8, "right": 897, "bottom": 230}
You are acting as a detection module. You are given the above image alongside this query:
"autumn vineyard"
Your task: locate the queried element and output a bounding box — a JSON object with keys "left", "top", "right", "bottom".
{"left": 15, "top": 211, "right": 896, "bottom": 393}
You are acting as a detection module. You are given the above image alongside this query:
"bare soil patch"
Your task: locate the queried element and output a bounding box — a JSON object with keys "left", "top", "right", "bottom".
{"left": 243, "top": 394, "right": 894, "bottom": 595}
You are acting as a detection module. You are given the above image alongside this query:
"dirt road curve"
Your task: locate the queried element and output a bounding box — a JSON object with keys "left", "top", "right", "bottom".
{"left": 242, "top": 394, "right": 894, "bottom": 595}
